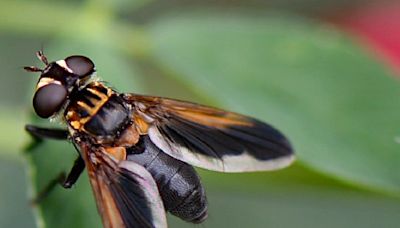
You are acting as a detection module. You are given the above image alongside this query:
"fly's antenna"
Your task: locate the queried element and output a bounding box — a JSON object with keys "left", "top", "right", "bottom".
{"left": 36, "top": 49, "right": 48, "bottom": 65}
{"left": 24, "top": 49, "right": 49, "bottom": 73}
{"left": 23, "top": 66, "right": 43, "bottom": 72}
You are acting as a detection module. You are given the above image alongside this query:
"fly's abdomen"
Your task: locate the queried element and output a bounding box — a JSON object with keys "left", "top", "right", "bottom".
{"left": 127, "top": 136, "right": 208, "bottom": 223}
{"left": 164, "top": 164, "right": 208, "bottom": 223}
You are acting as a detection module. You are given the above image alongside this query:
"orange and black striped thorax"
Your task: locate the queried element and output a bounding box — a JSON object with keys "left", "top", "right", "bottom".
{"left": 65, "top": 81, "right": 131, "bottom": 140}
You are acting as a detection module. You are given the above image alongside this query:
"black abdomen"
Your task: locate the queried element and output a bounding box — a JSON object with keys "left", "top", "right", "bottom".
{"left": 127, "top": 136, "right": 208, "bottom": 223}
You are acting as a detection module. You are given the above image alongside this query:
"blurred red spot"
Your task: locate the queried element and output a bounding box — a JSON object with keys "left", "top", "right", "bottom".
{"left": 333, "top": 2, "right": 400, "bottom": 75}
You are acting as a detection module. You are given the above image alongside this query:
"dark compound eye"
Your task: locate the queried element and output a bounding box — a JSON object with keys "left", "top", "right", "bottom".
{"left": 33, "top": 83, "right": 67, "bottom": 118}
{"left": 65, "top": 55, "right": 95, "bottom": 77}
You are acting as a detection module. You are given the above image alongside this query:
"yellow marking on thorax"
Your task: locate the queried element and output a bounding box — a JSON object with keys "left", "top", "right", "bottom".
{"left": 87, "top": 88, "right": 109, "bottom": 100}
{"left": 70, "top": 120, "right": 82, "bottom": 129}
{"left": 66, "top": 111, "right": 74, "bottom": 119}
{"left": 77, "top": 101, "right": 93, "bottom": 111}
{"left": 67, "top": 84, "right": 113, "bottom": 131}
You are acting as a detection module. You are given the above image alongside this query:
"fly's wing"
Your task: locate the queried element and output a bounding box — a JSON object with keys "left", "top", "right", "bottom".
{"left": 124, "top": 94, "right": 294, "bottom": 173}
{"left": 76, "top": 141, "right": 167, "bottom": 228}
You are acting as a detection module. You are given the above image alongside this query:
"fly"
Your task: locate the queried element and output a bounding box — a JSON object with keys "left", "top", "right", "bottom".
{"left": 25, "top": 51, "right": 295, "bottom": 228}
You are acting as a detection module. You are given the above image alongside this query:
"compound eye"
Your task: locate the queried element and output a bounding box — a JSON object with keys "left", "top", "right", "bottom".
{"left": 65, "top": 55, "right": 95, "bottom": 77}
{"left": 33, "top": 84, "right": 67, "bottom": 118}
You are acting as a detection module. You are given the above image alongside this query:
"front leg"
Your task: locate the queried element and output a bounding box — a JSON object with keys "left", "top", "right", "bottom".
{"left": 25, "top": 125, "right": 69, "bottom": 151}
{"left": 25, "top": 124, "right": 69, "bottom": 140}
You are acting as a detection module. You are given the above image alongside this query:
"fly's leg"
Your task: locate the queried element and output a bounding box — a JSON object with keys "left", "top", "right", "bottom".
{"left": 32, "top": 156, "right": 85, "bottom": 204}
{"left": 62, "top": 155, "right": 85, "bottom": 188}
{"left": 25, "top": 125, "right": 69, "bottom": 140}
{"left": 25, "top": 125, "right": 69, "bottom": 151}
{"left": 31, "top": 172, "right": 66, "bottom": 205}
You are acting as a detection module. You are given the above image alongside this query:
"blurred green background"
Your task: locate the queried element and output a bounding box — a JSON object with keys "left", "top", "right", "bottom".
{"left": 1, "top": 0, "right": 400, "bottom": 227}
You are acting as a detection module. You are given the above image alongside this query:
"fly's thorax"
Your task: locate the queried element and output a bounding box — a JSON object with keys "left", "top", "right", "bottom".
{"left": 65, "top": 81, "right": 132, "bottom": 144}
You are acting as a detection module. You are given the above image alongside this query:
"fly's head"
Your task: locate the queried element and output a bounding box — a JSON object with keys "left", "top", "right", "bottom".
{"left": 25, "top": 51, "right": 95, "bottom": 118}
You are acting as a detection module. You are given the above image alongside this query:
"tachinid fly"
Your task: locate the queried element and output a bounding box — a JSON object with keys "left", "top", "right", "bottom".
{"left": 25, "top": 51, "right": 295, "bottom": 228}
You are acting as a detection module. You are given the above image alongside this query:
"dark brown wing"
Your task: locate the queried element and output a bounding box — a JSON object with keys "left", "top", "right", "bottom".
{"left": 124, "top": 94, "right": 294, "bottom": 173}
{"left": 75, "top": 140, "right": 167, "bottom": 228}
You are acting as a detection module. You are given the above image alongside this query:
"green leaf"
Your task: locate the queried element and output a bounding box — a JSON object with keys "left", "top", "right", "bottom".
{"left": 22, "top": 10, "right": 400, "bottom": 228}
{"left": 0, "top": 107, "right": 28, "bottom": 159}
{"left": 168, "top": 187, "right": 400, "bottom": 228}
{"left": 0, "top": 158, "right": 35, "bottom": 228}
{"left": 147, "top": 12, "right": 400, "bottom": 194}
